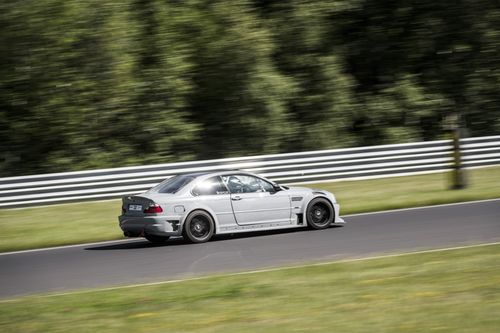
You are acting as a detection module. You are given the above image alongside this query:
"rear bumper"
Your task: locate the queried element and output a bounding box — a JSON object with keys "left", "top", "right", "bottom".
{"left": 118, "top": 215, "right": 182, "bottom": 237}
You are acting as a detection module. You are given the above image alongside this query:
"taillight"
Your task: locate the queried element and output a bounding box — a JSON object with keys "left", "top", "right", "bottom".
{"left": 144, "top": 204, "right": 163, "bottom": 214}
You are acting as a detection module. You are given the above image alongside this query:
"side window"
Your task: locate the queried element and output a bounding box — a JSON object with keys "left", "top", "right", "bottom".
{"left": 192, "top": 176, "right": 229, "bottom": 196}
{"left": 256, "top": 178, "right": 275, "bottom": 192}
{"left": 222, "top": 175, "right": 275, "bottom": 193}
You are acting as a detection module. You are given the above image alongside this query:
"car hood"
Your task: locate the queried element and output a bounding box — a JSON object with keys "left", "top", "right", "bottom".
{"left": 285, "top": 186, "right": 336, "bottom": 201}
{"left": 285, "top": 186, "right": 312, "bottom": 193}
{"left": 286, "top": 186, "right": 329, "bottom": 194}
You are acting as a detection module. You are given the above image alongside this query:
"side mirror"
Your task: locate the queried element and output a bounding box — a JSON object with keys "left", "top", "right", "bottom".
{"left": 272, "top": 184, "right": 282, "bottom": 192}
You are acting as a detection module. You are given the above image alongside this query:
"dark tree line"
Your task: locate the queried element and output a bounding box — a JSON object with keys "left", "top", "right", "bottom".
{"left": 1, "top": 0, "right": 499, "bottom": 176}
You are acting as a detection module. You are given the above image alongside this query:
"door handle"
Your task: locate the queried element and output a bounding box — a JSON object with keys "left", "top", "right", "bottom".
{"left": 231, "top": 196, "right": 242, "bottom": 201}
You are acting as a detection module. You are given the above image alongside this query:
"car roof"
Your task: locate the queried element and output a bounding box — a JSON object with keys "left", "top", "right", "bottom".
{"left": 174, "top": 169, "right": 244, "bottom": 178}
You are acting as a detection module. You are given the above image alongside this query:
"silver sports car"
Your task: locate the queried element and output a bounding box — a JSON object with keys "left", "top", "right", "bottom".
{"left": 119, "top": 171, "right": 345, "bottom": 244}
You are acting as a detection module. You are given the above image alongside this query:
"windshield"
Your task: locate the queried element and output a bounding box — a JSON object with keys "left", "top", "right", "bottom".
{"left": 148, "top": 175, "right": 195, "bottom": 194}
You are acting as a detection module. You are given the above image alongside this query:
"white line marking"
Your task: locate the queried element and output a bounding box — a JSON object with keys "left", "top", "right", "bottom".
{"left": 343, "top": 198, "right": 500, "bottom": 218}
{"left": 1, "top": 240, "right": 499, "bottom": 302}
{"left": 1, "top": 198, "right": 498, "bottom": 256}
{"left": 0, "top": 239, "right": 144, "bottom": 256}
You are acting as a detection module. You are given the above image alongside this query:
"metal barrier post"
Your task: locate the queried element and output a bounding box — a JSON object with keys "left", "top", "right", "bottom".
{"left": 445, "top": 113, "right": 467, "bottom": 189}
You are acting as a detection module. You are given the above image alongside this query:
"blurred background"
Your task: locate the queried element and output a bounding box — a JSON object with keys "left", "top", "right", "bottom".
{"left": 1, "top": 0, "right": 499, "bottom": 177}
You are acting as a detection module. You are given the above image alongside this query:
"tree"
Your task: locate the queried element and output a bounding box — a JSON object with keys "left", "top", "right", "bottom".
{"left": 186, "top": 1, "right": 296, "bottom": 158}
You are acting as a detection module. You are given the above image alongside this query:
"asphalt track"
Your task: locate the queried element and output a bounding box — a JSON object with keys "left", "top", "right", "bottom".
{"left": 1, "top": 199, "right": 499, "bottom": 299}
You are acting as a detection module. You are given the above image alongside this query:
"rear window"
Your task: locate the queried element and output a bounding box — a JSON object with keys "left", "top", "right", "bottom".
{"left": 148, "top": 175, "right": 195, "bottom": 194}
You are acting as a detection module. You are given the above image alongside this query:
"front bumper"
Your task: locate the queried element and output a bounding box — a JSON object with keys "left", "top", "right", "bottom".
{"left": 331, "top": 203, "right": 345, "bottom": 225}
{"left": 118, "top": 215, "right": 182, "bottom": 237}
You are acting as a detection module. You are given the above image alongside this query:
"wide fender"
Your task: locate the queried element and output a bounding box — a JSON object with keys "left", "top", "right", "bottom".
{"left": 299, "top": 192, "right": 335, "bottom": 213}
{"left": 180, "top": 202, "right": 221, "bottom": 234}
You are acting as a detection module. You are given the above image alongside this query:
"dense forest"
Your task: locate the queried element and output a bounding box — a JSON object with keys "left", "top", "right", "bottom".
{"left": 1, "top": 0, "right": 499, "bottom": 176}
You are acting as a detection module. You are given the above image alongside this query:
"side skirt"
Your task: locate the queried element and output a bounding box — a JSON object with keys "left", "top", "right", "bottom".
{"left": 217, "top": 221, "right": 308, "bottom": 234}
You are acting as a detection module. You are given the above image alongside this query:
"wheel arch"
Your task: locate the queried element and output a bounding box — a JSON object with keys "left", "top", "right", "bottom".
{"left": 181, "top": 207, "right": 218, "bottom": 235}
{"left": 303, "top": 195, "right": 335, "bottom": 214}
{"left": 304, "top": 195, "right": 336, "bottom": 223}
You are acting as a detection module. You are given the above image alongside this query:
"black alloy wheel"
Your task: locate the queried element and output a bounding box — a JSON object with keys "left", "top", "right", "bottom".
{"left": 306, "top": 197, "right": 334, "bottom": 230}
{"left": 183, "top": 210, "right": 215, "bottom": 243}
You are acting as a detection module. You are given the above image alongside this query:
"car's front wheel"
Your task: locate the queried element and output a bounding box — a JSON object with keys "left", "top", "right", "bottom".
{"left": 306, "top": 197, "right": 334, "bottom": 230}
{"left": 144, "top": 234, "right": 170, "bottom": 244}
{"left": 183, "top": 210, "right": 215, "bottom": 243}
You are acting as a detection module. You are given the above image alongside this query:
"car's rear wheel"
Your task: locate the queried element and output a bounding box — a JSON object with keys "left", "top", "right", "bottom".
{"left": 183, "top": 210, "right": 215, "bottom": 243}
{"left": 306, "top": 197, "right": 334, "bottom": 230}
{"left": 144, "top": 234, "right": 170, "bottom": 244}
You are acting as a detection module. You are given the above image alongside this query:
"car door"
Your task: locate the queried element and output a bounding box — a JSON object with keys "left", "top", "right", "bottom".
{"left": 222, "top": 174, "right": 291, "bottom": 225}
{"left": 190, "top": 176, "right": 235, "bottom": 227}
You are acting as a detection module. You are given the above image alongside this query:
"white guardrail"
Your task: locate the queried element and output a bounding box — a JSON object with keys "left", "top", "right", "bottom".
{"left": 1, "top": 135, "right": 499, "bottom": 208}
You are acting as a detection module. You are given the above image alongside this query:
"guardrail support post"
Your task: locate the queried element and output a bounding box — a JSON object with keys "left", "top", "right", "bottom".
{"left": 445, "top": 112, "right": 467, "bottom": 190}
{"left": 450, "top": 128, "right": 467, "bottom": 189}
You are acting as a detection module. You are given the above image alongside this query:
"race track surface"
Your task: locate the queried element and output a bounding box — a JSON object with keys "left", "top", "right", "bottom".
{"left": 1, "top": 199, "right": 499, "bottom": 298}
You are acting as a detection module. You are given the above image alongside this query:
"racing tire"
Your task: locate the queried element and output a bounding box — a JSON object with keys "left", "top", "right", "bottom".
{"left": 183, "top": 210, "right": 215, "bottom": 243}
{"left": 306, "top": 197, "right": 334, "bottom": 230}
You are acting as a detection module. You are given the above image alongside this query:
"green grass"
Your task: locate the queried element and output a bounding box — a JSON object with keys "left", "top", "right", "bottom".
{"left": 308, "top": 166, "right": 500, "bottom": 214}
{"left": 0, "top": 166, "right": 499, "bottom": 253}
{"left": 1, "top": 243, "right": 500, "bottom": 332}
{"left": 0, "top": 201, "right": 121, "bottom": 252}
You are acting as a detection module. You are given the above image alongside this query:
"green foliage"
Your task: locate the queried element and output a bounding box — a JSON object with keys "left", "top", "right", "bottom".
{"left": 1, "top": 0, "right": 499, "bottom": 176}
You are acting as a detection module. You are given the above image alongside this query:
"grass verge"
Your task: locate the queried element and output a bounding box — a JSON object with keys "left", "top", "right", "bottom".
{"left": 307, "top": 166, "right": 500, "bottom": 214}
{"left": 1, "top": 166, "right": 499, "bottom": 253}
{"left": 1, "top": 243, "right": 500, "bottom": 332}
